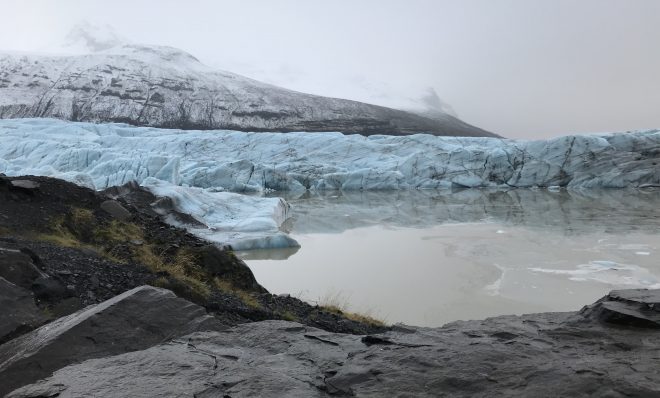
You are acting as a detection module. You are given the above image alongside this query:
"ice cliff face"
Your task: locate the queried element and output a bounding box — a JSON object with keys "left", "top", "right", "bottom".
{"left": 0, "top": 44, "right": 493, "bottom": 137}
{"left": 0, "top": 118, "right": 657, "bottom": 248}
{"left": 0, "top": 119, "right": 657, "bottom": 192}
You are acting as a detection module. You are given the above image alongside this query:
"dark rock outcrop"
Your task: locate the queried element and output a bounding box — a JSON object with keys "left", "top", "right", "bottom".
{"left": 99, "top": 199, "right": 132, "bottom": 220}
{"left": 0, "top": 247, "right": 47, "bottom": 290}
{"left": 578, "top": 289, "right": 660, "bottom": 328}
{"left": 6, "top": 288, "right": 660, "bottom": 397}
{"left": 0, "top": 286, "right": 225, "bottom": 397}
{"left": 192, "top": 244, "right": 266, "bottom": 293}
{"left": 0, "top": 278, "right": 47, "bottom": 345}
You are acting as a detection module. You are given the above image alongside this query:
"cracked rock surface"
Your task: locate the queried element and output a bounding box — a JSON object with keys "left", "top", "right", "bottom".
{"left": 7, "top": 289, "right": 660, "bottom": 397}
{"left": 0, "top": 286, "right": 225, "bottom": 397}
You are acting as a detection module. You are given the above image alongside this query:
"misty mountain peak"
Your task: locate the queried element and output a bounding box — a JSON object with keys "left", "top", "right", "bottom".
{"left": 63, "top": 21, "right": 127, "bottom": 52}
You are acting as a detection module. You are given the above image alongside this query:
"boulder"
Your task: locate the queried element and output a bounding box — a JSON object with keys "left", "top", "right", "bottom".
{"left": 100, "top": 199, "right": 131, "bottom": 220}
{"left": 31, "top": 276, "right": 69, "bottom": 302}
{"left": 579, "top": 288, "right": 660, "bottom": 328}
{"left": 192, "top": 245, "right": 266, "bottom": 293}
{"left": 9, "top": 180, "right": 40, "bottom": 191}
{"left": 0, "top": 247, "right": 47, "bottom": 289}
{"left": 0, "top": 285, "right": 225, "bottom": 396}
{"left": 0, "top": 278, "right": 47, "bottom": 345}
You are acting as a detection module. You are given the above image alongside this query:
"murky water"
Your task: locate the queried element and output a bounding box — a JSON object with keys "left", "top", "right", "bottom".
{"left": 239, "top": 189, "right": 660, "bottom": 327}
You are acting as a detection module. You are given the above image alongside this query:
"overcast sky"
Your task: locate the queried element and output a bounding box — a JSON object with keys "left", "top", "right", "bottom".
{"left": 2, "top": 0, "right": 659, "bottom": 138}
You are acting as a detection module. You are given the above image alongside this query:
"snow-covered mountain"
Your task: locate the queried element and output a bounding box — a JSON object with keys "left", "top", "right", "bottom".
{"left": 0, "top": 31, "right": 494, "bottom": 137}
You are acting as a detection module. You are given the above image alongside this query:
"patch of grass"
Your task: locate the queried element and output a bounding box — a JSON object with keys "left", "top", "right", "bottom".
{"left": 166, "top": 249, "right": 211, "bottom": 298}
{"left": 70, "top": 207, "right": 94, "bottom": 227}
{"left": 276, "top": 310, "right": 299, "bottom": 322}
{"left": 34, "top": 208, "right": 213, "bottom": 299}
{"left": 214, "top": 277, "right": 261, "bottom": 309}
{"left": 134, "top": 246, "right": 211, "bottom": 298}
{"left": 37, "top": 215, "right": 84, "bottom": 248}
{"left": 36, "top": 206, "right": 96, "bottom": 248}
{"left": 318, "top": 291, "right": 387, "bottom": 327}
{"left": 95, "top": 220, "right": 143, "bottom": 243}
{"left": 320, "top": 304, "right": 386, "bottom": 327}
{"left": 343, "top": 311, "right": 386, "bottom": 327}
{"left": 150, "top": 276, "right": 170, "bottom": 288}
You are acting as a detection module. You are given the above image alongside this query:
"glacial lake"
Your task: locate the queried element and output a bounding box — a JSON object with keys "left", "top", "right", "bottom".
{"left": 239, "top": 189, "right": 660, "bottom": 327}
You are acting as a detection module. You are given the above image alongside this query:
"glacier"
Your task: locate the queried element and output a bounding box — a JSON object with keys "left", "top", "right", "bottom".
{"left": 0, "top": 118, "right": 658, "bottom": 249}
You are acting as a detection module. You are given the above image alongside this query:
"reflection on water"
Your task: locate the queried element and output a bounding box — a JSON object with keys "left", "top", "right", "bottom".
{"left": 242, "top": 188, "right": 660, "bottom": 326}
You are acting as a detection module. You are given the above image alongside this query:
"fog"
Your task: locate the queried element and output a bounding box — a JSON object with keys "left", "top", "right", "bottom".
{"left": 2, "top": 0, "right": 659, "bottom": 138}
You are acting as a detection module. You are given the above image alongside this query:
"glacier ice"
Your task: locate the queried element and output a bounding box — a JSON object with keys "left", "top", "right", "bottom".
{"left": 0, "top": 118, "right": 658, "bottom": 249}
{"left": 0, "top": 118, "right": 658, "bottom": 192}
{"left": 142, "top": 178, "right": 296, "bottom": 251}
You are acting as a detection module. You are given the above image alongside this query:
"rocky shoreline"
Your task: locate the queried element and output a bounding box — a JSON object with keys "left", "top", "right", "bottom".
{"left": 2, "top": 175, "right": 660, "bottom": 397}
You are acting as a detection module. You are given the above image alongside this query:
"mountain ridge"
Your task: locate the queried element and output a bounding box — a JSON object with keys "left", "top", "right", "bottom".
{"left": 0, "top": 42, "right": 497, "bottom": 136}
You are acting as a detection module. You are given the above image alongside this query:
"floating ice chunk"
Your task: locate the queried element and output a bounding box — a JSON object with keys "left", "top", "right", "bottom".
{"left": 529, "top": 260, "right": 660, "bottom": 288}
{"left": 141, "top": 178, "right": 296, "bottom": 249}
{"left": 484, "top": 263, "right": 506, "bottom": 296}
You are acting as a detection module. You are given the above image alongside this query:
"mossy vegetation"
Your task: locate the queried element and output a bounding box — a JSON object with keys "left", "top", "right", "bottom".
{"left": 214, "top": 277, "right": 261, "bottom": 309}
{"left": 318, "top": 292, "right": 387, "bottom": 327}
{"left": 33, "top": 206, "right": 214, "bottom": 298}
{"left": 37, "top": 214, "right": 92, "bottom": 249}
{"left": 320, "top": 304, "right": 386, "bottom": 327}
{"left": 276, "top": 310, "right": 299, "bottom": 322}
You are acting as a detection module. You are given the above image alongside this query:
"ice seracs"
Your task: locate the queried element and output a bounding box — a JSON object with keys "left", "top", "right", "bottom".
{"left": 0, "top": 119, "right": 657, "bottom": 191}
{"left": 0, "top": 118, "right": 658, "bottom": 249}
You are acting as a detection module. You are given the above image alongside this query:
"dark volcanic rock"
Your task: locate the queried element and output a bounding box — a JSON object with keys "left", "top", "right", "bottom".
{"left": 0, "top": 247, "right": 47, "bottom": 289}
{"left": 0, "top": 278, "right": 47, "bottom": 345}
{"left": 30, "top": 276, "right": 69, "bottom": 302}
{"left": 579, "top": 289, "right": 660, "bottom": 328}
{"left": 7, "top": 289, "right": 660, "bottom": 398}
{"left": 100, "top": 199, "right": 132, "bottom": 220}
{"left": 9, "top": 180, "right": 39, "bottom": 192}
{"left": 0, "top": 286, "right": 225, "bottom": 397}
{"left": 193, "top": 244, "right": 266, "bottom": 293}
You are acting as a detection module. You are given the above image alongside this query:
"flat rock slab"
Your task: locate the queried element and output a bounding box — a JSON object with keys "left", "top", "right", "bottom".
{"left": 608, "top": 289, "right": 660, "bottom": 307}
{"left": 0, "top": 285, "right": 225, "bottom": 397}
{"left": 580, "top": 288, "right": 660, "bottom": 328}
{"left": 9, "top": 295, "right": 660, "bottom": 397}
{"left": 9, "top": 180, "right": 40, "bottom": 190}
